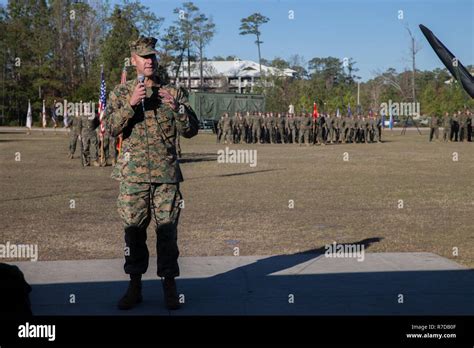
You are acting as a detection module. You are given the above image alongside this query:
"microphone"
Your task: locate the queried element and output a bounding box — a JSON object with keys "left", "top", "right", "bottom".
{"left": 137, "top": 74, "right": 145, "bottom": 110}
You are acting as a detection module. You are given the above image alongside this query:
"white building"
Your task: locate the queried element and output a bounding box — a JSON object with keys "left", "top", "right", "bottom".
{"left": 169, "top": 59, "right": 296, "bottom": 93}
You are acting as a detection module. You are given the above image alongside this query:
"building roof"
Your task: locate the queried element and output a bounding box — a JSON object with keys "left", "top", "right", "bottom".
{"left": 170, "top": 60, "right": 296, "bottom": 78}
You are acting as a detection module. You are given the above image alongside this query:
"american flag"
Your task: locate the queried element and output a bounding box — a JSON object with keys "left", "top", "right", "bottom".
{"left": 99, "top": 66, "right": 107, "bottom": 135}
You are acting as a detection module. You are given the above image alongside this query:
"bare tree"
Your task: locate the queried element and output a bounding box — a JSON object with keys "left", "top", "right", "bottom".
{"left": 193, "top": 14, "right": 215, "bottom": 90}
{"left": 173, "top": 2, "right": 200, "bottom": 92}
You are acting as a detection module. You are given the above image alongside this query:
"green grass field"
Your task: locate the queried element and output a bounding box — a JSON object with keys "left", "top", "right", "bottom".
{"left": 1, "top": 127, "right": 473, "bottom": 267}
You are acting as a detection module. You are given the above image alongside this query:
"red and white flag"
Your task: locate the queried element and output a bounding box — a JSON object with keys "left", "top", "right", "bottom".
{"left": 42, "top": 100, "right": 47, "bottom": 128}
{"left": 313, "top": 101, "right": 319, "bottom": 119}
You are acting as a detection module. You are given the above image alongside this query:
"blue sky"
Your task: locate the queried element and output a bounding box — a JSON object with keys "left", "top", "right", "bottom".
{"left": 131, "top": 0, "right": 474, "bottom": 81}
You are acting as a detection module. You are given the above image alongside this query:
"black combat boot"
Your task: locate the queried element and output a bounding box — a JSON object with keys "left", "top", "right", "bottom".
{"left": 162, "top": 277, "right": 180, "bottom": 310}
{"left": 118, "top": 274, "right": 142, "bottom": 310}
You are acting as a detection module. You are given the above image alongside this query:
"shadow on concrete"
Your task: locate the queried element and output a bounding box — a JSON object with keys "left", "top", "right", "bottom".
{"left": 10, "top": 237, "right": 474, "bottom": 316}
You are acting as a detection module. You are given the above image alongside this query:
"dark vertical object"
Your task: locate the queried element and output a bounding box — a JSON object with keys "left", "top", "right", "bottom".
{"left": 0, "top": 263, "right": 32, "bottom": 317}
{"left": 419, "top": 24, "right": 474, "bottom": 98}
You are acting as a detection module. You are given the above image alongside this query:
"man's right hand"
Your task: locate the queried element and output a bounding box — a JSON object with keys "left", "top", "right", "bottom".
{"left": 129, "top": 82, "right": 146, "bottom": 107}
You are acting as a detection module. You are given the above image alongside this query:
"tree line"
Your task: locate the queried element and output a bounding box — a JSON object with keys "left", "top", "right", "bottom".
{"left": 0, "top": 0, "right": 471, "bottom": 126}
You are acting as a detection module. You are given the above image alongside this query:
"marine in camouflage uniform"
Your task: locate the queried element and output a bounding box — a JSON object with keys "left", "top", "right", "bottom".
{"left": 262, "top": 113, "right": 269, "bottom": 143}
{"left": 68, "top": 110, "right": 82, "bottom": 159}
{"left": 353, "top": 115, "right": 361, "bottom": 143}
{"left": 216, "top": 115, "right": 224, "bottom": 143}
{"left": 429, "top": 115, "right": 440, "bottom": 141}
{"left": 106, "top": 36, "right": 199, "bottom": 311}
{"left": 234, "top": 113, "right": 246, "bottom": 144}
{"left": 252, "top": 112, "right": 263, "bottom": 143}
{"left": 315, "top": 113, "right": 325, "bottom": 145}
{"left": 288, "top": 114, "right": 297, "bottom": 144}
{"left": 244, "top": 111, "right": 252, "bottom": 143}
{"left": 299, "top": 113, "right": 312, "bottom": 145}
{"left": 451, "top": 112, "right": 460, "bottom": 141}
{"left": 276, "top": 113, "right": 286, "bottom": 143}
{"left": 375, "top": 113, "right": 382, "bottom": 143}
{"left": 81, "top": 109, "right": 100, "bottom": 166}
{"left": 100, "top": 124, "right": 118, "bottom": 166}
{"left": 221, "top": 113, "right": 233, "bottom": 144}
{"left": 267, "top": 113, "right": 276, "bottom": 144}
{"left": 362, "top": 116, "right": 370, "bottom": 144}
{"left": 324, "top": 114, "right": 333, "bottom": 144}
{"left": 442, "top": 112, "right": 452, "bottom": 142}
{"left": 342, "top": 115, "right": 350, "bottom": 143}
{"left": 459, "top": 112, "right": 467, "bottom": 142}
{"left": 335, "top": 115, "right": 343, "bottom": 143}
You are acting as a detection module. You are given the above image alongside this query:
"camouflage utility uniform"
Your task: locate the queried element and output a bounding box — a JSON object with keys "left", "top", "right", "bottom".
{"left": 107, "top": 77, "right": 199, "bottom": 278}
{"left": 68, "top": 113, "right": 82, "bottom": 158}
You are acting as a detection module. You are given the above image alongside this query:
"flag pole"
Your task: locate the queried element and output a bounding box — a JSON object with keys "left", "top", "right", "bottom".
{"left": 357, "top": 82, "right": 360, "bottom": 106}
{"left": 116, "top": 63, "right": 127, "bottom": 161}
{"left": 100, "top": 122, "right": 105, "bottom": 166}
{"left": 99, "top": 64, "right": 106, "bottom": 166}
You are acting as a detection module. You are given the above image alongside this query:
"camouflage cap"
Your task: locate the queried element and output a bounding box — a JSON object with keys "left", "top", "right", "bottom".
{"left": 130, "top": 36, "right": 159, "bottom": 57}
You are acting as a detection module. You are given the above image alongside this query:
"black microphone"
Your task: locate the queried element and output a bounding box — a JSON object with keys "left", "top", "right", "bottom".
{"left": 137, "top": 74, "right": 145, "bottom": 111}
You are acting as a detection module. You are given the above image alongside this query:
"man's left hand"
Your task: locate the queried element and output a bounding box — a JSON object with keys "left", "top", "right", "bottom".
{"left": 159, "top": 89, "right": 179, "bottom": 112}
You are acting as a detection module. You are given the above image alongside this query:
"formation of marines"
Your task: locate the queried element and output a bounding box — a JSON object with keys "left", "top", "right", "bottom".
{"left": 429, "top": 109, "right": 473, "bottom": 142}
{"left": 66, "top": 106, "right": 474, "bottom": 164}
{"left": 216, "top": 111, "right": 383, "bottom": 145}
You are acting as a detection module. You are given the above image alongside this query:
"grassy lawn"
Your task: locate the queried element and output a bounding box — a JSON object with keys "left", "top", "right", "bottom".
{"left": 0, "top": 127, "right": 472, "bottom": 267}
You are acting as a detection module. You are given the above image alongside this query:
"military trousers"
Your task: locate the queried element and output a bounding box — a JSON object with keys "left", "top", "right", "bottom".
{"left": 117, "top": 181, "right": 182, "bottom": 278}
{"left": 443, "top": 127, "right": 451, "bottom": 142}
{"left": 82, "top": 130, "right": 98, "bottom": 161}
{"left": 222, "top": 128, "right": 232, "bottom": 143}
{"left": 289, "top": 128, "right": 297, "bottom": 143}
{"left": 69, "top": 130, "right": 80, "bottom": 155}
{"left": 429, "top": 127, "right": 439, "bottom": 141}
{"left": 101, "top": 133, "right": 117, "bottom": 161}
{"left": 276, "top": 127, "right": 285, "bottom": 143}
{"left": 299, "top": 129, "right": 310, "bottom": 144}
{"left": 252, "top": 127, "right": 261, "bottom": 143}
